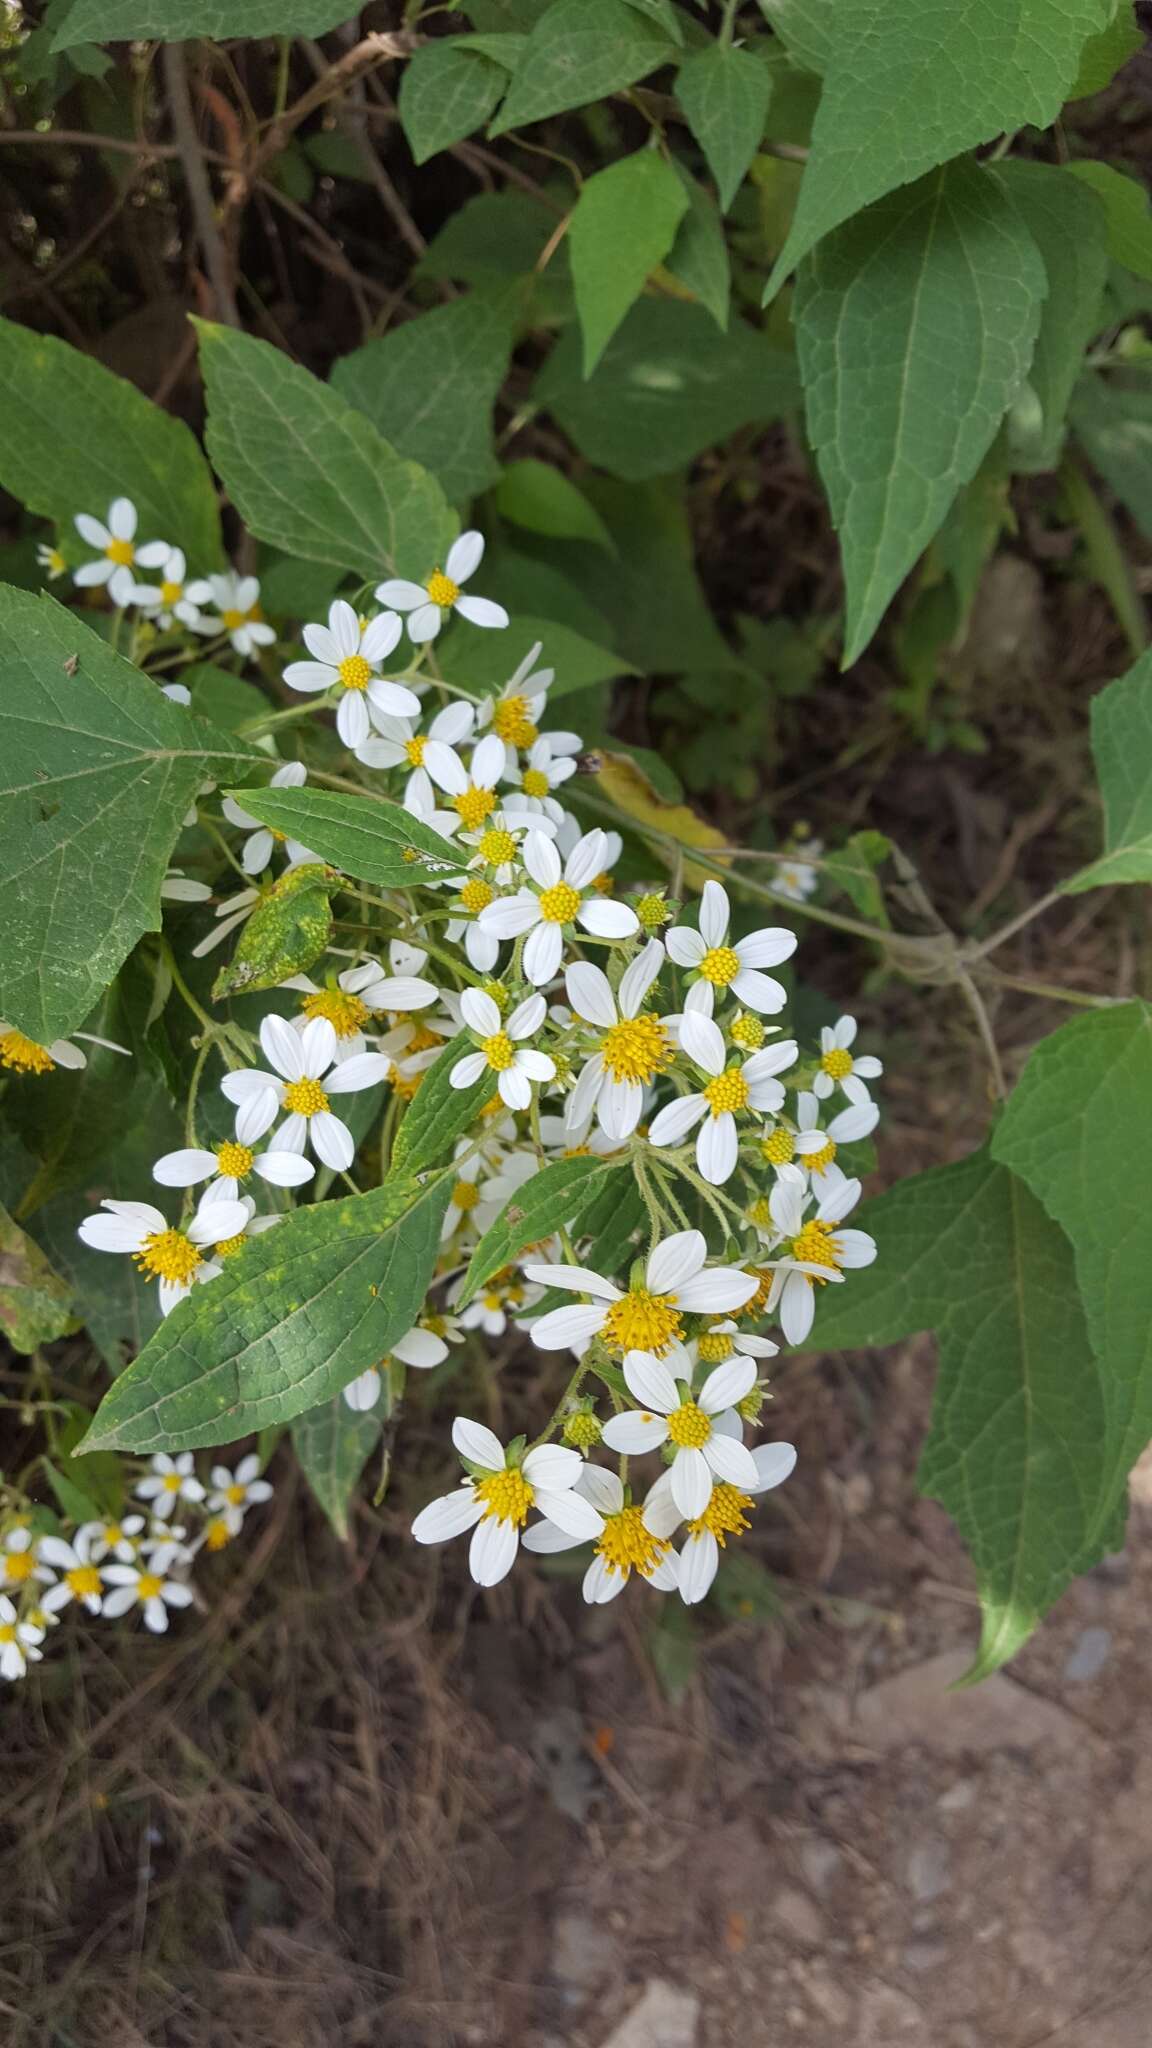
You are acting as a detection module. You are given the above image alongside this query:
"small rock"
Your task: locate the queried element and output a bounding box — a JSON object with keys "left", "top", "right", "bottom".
{"left": 858, "top": 1982, "right": 930, "bottom": 2044}
{"left": 937, "top": 1780, "right": 975, "bottom": 1814}
{"left": 1062, "top": 1625, "right": 1112, "bottom": 1683}
{"left": 804, "top": 1970, "right": 853, "bottom": 2025}
{"left": 905, "top": 1839, "right": 950, "bottom": 1904}
{"left": 797, "top": 1836, "right": 843, "bottom": 1893}
{"left": 551, "top": 1911, "right": 620, "bottom": 2005}
{"left": 771, "top": 1887, "right": 825, "bottom": 1945}
{"left": 902, "top": 1940, "right": 949, "bottom": 1974}
{"left": 852, "top": 1651, "right": 1090, "bottom": 1758}
{"left": 599, "top": 1980, "right": 699, "bottom": 2048}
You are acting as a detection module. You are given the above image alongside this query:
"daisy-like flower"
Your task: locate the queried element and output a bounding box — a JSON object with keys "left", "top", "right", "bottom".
{"left": 411, "top": 1418, "right": 601, "bottom": 1587}
{"left": 417, "top": 730, "right": 507, "bottom": 838}
{"left": 506, "top": 735, "right": 577, "bottom": 812}
{"left": 1, "top": 1527, "right": 52, "bottom": 1593}
{"left": 206, "top": 1453, "right": 273, "bottom": 1535}
{"left": 220, "top": 1014, "right": 390, "bottom": 1171}
{"left": 812, "top": 1014, "right": 884, "bottom": 1106}
{"left": 689, "top": 1319, "right": 779, "bottom": 1371}
{"left": 0, "top": 1595, "right": 44, "bottom": 1679}
{"left": 600, "top": 1350, "right": 761, "bottom": 1519}
{"left": 37, "top": 1528, "right": 106, "bottom": 1615}
{"left": 478, "top": 829, "right": 640, "bottom": 986}
{"left": 101, "top": 1560, "right": 194, "bottom": 1633}
{"left": 79, "top": 1192, "right": 250, "bottom": 1315}
{"left": 450, "top": 989, "right": 555, "bottom": 1111}
{"left": 222, "top": 761, "right": 317, "bottom": 875}
{"left": 476, "top": 640, "right": 554, "bottom": 770}
{"left": 376, "top": 530, "right": 508, "bottom": 646}
{"left": 522, "top": 1466, "right": 680, "bottom": 1603}
{"left": 73, "top": 496, "right": 152, "bottom": 606}
{"left": 281, "top": 958, "right": 440, "bottom": 1063}
{"left": 764, "top": 1169, "right": 876, "bottom": 1345}
{"left": 792, "top": 1088, "right": 879, "bottom": 1185}
{"left": 666, "top": 880, "right": 797, "bottom": 1015}
{"left": 355, "top": 698, "right": 475, "bottom": 781}
{"left": 79, "top": 1515, "right": 145, "bottom": 1564}
{"left": 525, "top": 1227, "right": 757, "bottom": 1363}
{"left": 460, "top": 808, "right": 553, "bottom": 887}
{"left": 644, "top": 1440, "right": 797, "bottom": 1605}
{"left": 196, "top": 572, "right": 276, "bottom": 657}
{"left": 152, "top": 1129, "right": 314, "bottom": 1203}
{"left": 648, "top": 1011, "right": 798, "bottom": 1186}
{"left": 283, "top": 599, "right": 418, "bottom": 748}
{"left": 135, "top": 1451, "right": 206, "bottom": 1520}
{"left": 132, "top": 543, "right": 211, "bottom": 629}
{"left": 771, "top": 839, "right": 823, "bottom": 905}
{"left": 563, "top": 941, "right": 673, "bottom": 1142}
{"left": 37, "top": 541, "right": 67, "bottom": 581}
{"left": 455, "top": 1267, "right": 540, "bottom": 1336}
{"left": 0, "top": 1021, "right": 128, "bottom": 1077}
{"left": 342, "top": 1325, "right": 451, "bottom": 1411}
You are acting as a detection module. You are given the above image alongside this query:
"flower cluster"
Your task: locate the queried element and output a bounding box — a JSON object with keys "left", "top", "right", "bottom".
{"left": 14, "top": 503, "right": 886, "bottom": 1627}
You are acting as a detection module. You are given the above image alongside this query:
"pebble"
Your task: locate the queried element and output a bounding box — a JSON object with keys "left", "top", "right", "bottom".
{"left": 599, "top": 1980, "right": 699, "bottom": 2048}
{"left": 1062, "top": 1626, "right": 1113, "bottom": 1683}
{"left": 905, "top": 1839, "right": 951, "bottom": 1904}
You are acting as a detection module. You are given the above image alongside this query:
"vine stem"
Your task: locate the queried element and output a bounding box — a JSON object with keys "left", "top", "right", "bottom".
{"left": 529, "top": 1359, "right": 589, "bottom": 1450}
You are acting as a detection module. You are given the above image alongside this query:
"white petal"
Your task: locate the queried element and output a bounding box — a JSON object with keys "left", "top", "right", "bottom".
{"left": 678, "top": 1529, "right": 719, "bottom": 1606}
{"left": 597, "top": 1076, "right": 641, "bottom": 1142}
{"left": 600, "top": 1411, "right": 671, "bottom": 1455}
{"left": 283, "top": 660, "right": 335, "bottom": 695}
{"left": 618, "top": 939, "right": 664, "bottom": 1016}
{"left": 498, "top": 1066, "right": 531, "bottom": 1110}
{"left": 565, "top": 960, "right": 616, "bottom": 1028}
{"left": 698, "top": 1356, "right": 757, "bottom": 1415}
{"left": 522, "top": 831, "right": 561, "bottom": 889}
{"left": 508, "top": 991, "right": 546, "bottom": 1039}
{"left": 523, "top": 920, "right": 563, "bottom": 985}
{"left": 446, "top": 530, "right": 484, "bottom": 583}
{"left": 729, "top": 968, "right": 788, "bottom": 1014}
{"left": 533, "top": 1487, "right": 604, "bottom": 1539}
{"left": 468, "top": 1514, "right": 519, "bottom": 1586}
{"left": 374, "top": 578, "right": 427, "bottom": 610}
{"left": 253, "top": 1149, "right": 315, "bottom": 1187}
{"left": 666, "top": 926, "right": 706, "bottom": 968}
{"left": 703, "top": 1433, "right": 759, "bottom": 1488}
{"left": 260, "top": 1013, "right": 304, "bottom": 1082}
{"left": 336, "top": 690, "right": 370, "bottom": 749}
{"left": 109, "top": 495, "right": 137, "bottom": 541}
{"left": 451, "top": 1052, "right": 489, "bottom": 1089}
{"left": 622, "top": 1351, "right": 678, "bottom": 1414}
{"left": 236, "top": 1088, "right": 281, "bottom": 1145}
{"left": 578, "top": 1466, "right": 625, "bottom": 1516}
{"left": 521, "top": 1264, "right": 619, "bottom": 1299}
{"left": 681, "top": 1009, "right": 725, "bottom": 1075}
{"left": 325, "top": 1052, "right": 391, "bottom": 1094}
{"left": 302, "top": 621, "right": 340, "bottom": 665}
{"left": 528, "top": 1303, "right": 610, "bottom": 1350}
{"left": 699, "top": 880, "right": 729, "bottom": 948}
{"left": 522, "top": 1519, "right": 585, "bottom": 1555}
{"left": 779, "top": 1271, "right": 815, "bottom": 1345}
{"left": 648, "top": 1095, "right": 707, "bottom": 1146}
{"left": 675, "top": 1267, "right": 757, "bottom": 1313}
{"left": 461, "top": 986, "right": 501, "bottom": 1037}
{"left": 697, "top": 1111, "right": 738, "bottom": 1187}
{"left": 310, "top": 1111, "right": 354, "bottom": 1171}
{"left": 408, "top": 604, "right": 443, "bottom": 643}
{"left": 565, "top": 828, "right": 604, "bottom": 889}
{"left": 152, "top": 1149, "right": 216, "bottom": 1188}
{"left": 577, "top": 899, "right": 639, "bottom": 939}
{"left": 670, "top": 1446, "right": 711, "bottom": 1520}
{"left": 647, "top": 1229, "right": 706, "bottom": 1295}
{"left": 391, "top": 1328, "right": 448, "bottom": 1369}
{"left": 452, "top": 1416, "right": 505, "bottom": 1470}
{"left": 751, "top": 1442, "right": 797, "bottom": 1493}
{"left": 299, "top": 1014, "right": 337, "bottom": 1078}
{"left": 412, "top": 1487, "right": 484, "bottom": 1543}
{"left": 736, "top": 926, "right": 798, "bottom": 969}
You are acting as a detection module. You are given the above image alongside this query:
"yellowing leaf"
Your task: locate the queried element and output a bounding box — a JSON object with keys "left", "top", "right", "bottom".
{"left": 592, "top": 750, "right": 730, "bottom": 886}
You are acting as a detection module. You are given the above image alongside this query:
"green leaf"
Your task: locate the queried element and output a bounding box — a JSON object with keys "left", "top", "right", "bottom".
{"left": 621, "top": 0, "right": 683, "bottom": 38}
{"left": 992, "top": 163, "right": 1107, "bottom": 468}
{"left": 756, "top": 0, "right": 836, "bottom": 70}
{"left": 569, "top": 152, "right": 689, "bottom": 375}
{"left": 459, "top": 1154, "right": 625, "bottom": 1304}
{"left": 43, "top": 1463, "right": 103, "bottom": 1527}
{"left": 492, "top": 0, "right": 675, "bottom": 132}
{"left": 676, "top": 44, "right": 772, "bottom": 213}
{"left": 535, "top": 299, "right": 799, "bottom": 480}
{"left": 0, "top": 316, "right": 222, "bottom": 569}
{"left": 1059, "top": 456, "right": 1147, "bottom": 659}
{"left": 81, "top": 1174, "right": 451, "bottom": 1455}
{"left": 0, "top": 1204, "right": 74, "bottom": 1352}
{"left": 665, "top": 168, "right": 731, "bottom": 331}
{"left": 1066, "top": 161, "right": 1152, "bottom": 283}
{"left": 766, "top": 0, "right": 1111, "bottom": 293}
{"left": 436, "top": 614, "right": 637, "bottom": 699}
{"left": 294, "top": 1390, "right": 384, "bottom": 1539}
{"left": 1062, "top": 646, "right": 1152, "bottom": 889}
{"left": 1068, "top": 0, "right": 1142, "bottom": 96}
{"left": 1072, "top": 372, "right": 1152, "bottom": 542}
{"left": 0, "top": 589, "right": 258, "bottom": 1045}
{"left": 181, "top": 662, "right": 271, "bottom": 735}
{"left": 933, "top": 444, "right": 1012, "bottom": 618}
{"left": 495, "top": 459, "right": 614, "bottom": 548}
{"left": 992, "top": 1003, "right": 1152, "bottom": 1577}
{"left": 391, "top": 1033, "right": 494, "bottom": 1178}
{"left": 226, "top": 786, "right": 465, "bottom": 891}
{"left": 210, "top": 862, "right": 336, "bottom": 1001}
{"left": 331, "top": 287, "right": 520, "bottom": 505}
{"left": 418, "top": 189, "right": 559, "bottom": 285}
{"left": 821, "top": 829, "right": 891, "bottom": 926}
{"left": 399, "top": 41, "right": 508, "bottom": 163}
{"left": 813, "top": 1147, "right": 1113, "bottom": 1679}
{"left": 195, "top": 321, "right": 455, "bottom": 584}
{"left": 54, "top": 0, "right": 355, "bottom": 42}
{"left": 795, "top": 161, "right": 1047, "bottom": 665}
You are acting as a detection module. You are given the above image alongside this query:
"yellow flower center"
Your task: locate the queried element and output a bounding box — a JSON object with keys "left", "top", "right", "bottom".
{"left": 338, "top": 653, "right": 372, "bottom": 692}
{"left": 601, "top": 1287, "right": 683, "bottom": 1357}
{"left": 474, "top": 1468, "right": 533, "bottom": 1527}
{"left": 760, "top": 1127, "right": 796, "bottom": 1166}
{"left": 730, "top": 1013, "right": 765, "bottom": 1050}
{"left": 46, "top": 548, "right": 65, "bottom": 575}
{"left": 481, "top": 1030, "right": 515, "bottom": 1072}
{"left": 804, "top": 1137, "right": 837, "bottom": 1173}
{"left": 0, "top": 1030, "right": 55, "bottom": 1075}
{"left": 408, "top": 1021, "right": 445, "bottom": 1053}
{"left": 703, "top": 1066, "right": 749, "bottom": 1117}
{"left": 226, "top": 1483, "right": 247, "bottom": 1506}
{"left": 454, "top": 786, "right": 497, "bottom": 832}
{"left": 214, "top": 1231, "right": 248, "bottom": 1258}
{"left": 404, "top": 734, "right": 426, "bottom": 766}
{"left": 687, "top": 1482, "right": 754, "bottom": 1545}
{"left": 134, "top": 1229, "right": 202, "bottom": 1286}
{"left": 105, "top": 537, "right": 135, "bottom": 566}
{"left": 0, "top": 1624, "right": 16, "bottom": 1645}
{"left": 635, "top": 893, "right": 669, "bottom": 931}
{"left": 821, "top": 1047, "right": 854, "bottom": 1080}
{"left": 301, "top": 988, "right": 370, "bottom": 1037}
{"left": 562, "top": 1409, "right": 602, "bottom": 1450}
{"left": 66, "top": 1565, "right": 102, "bottom": 1599}
{"left": 136, "top": 1572, "right": 164, "bottom": 1601}
{"left": 282, "top": 1077, "right": 330, "bottom": 1118}
{"left": 205, "top": 1517, "right": 232, "bottom": 1551}
{"left": 538, "top": 881, "right": 581, "bottom": 925}
{"left": 426, "top": 570, "right": 460, "bottom": 608}
{"left": 737, "top": 1266, "right": 773, "bottom": 1319}
{"left": 4, "top": 1551, "right": 34, "bottom": 1583}
{"left": 452, "top": 1178, "right": 480, "bottom": 1211}
{"left": 221, "top": 608, "right": 245, "bottom": 631}
{"left": 215, "top": 1140, "right": 254, "bottom": 1180}
{"left": 162, "top": 1472, "right": 183, "bottom": 1493}
{"left": 791, "top": 1219, "right": 841, "bottom": 1279}
{"left": 521, "top": 768, "right": 550, "bottom": 799}
{"left": 103, "top": 1523, "right": 124, "bottom": 1547}
{"left": 459, "top": 877, "right": 495, "bottom": 914}
{"left": 493, "top": 697, "right": 538, "bottom": 747}
{"left": 699, "top": 945, "right": 740, "bottom": 987}
{"left": 597, "top": 1506, "right": 670, "bottom": 1581}
{"left": 697, "top": 1330, "right": 733, "bottom": 1364}
{"left": 667, "top": 1400, "right": 711, "bottom": 1449}
{"left": 600, "top": 1014, "right": 672, "bottom": 1086}
{"left": 748, "top": 1195, "right": 773, "bottom": 1228}
{"left": 478, "top": 827, "right": 517, "bottom": 866}
{"left": 160, "top": 578, "right": 183, "bottom": 605}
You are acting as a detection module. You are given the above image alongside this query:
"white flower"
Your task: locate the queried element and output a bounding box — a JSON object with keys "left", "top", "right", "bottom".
{"left": 1, "top": 1526, "right": 53, "bottom": 1592}
{"left": 78, "top": 1191, "right": 250, "bottom": 1315}
{"left": 417, "top": 730, "right": 508, "bottom": 839}
{"left": 37, "top": 541, "right": 67, "bottom": 581}
{"left": 0, "top": 1595, "right": 44, "bottom": 1679}
{"left": 283, "top": 599, "right": 419, "bottom": 748}
{"left": 73, "top": 496, "right": 150, "bottom": 606}
{"left": 647, "top": 1011, "right": 797, "bottom": 1186}
{"left": 376, "top": 530, "right": 508, "bottom": 645}
{"left": 765, "top": 1170, "right": 876, "bottom": 1345}
{"left": 222, "top": 761, "right": 317, "bottom": 874}
{"left": 152, "top": 1128, "right": 314, "bottom": 1203}
{"left": 135, "top": 1451, "right": 206, "bottom": 1519}
{"left": 812, "top": 1013, "right": 884, "bottom": 1106}
{"left": 355, "top": 698, "right": 475, "bottom": 781}
{"left": 666, "top": 880, "right": 797, "bottom": 1014}
{"left": 461, "top": 807, "right": 554, "bottom": 886}
{"left": 771, "top": 840, "right": 823, "bottom": 905}
{"left": 792, "top": 1088, "right": 878, "bottom": 1185}
{"left": 101, "top": 1561, "right": 194, "bottom": 1633}
{"left": 476, "top": 639, "right": 555, "bottom": 772}
{"left": 455, "top": 1268, "right": 541, "bottom": 1335}
{"left": 687, "top": 1319, "right": 778, "bottom": 1370}
{"left": 37, "top": 1528, "right": 106, "bottom": 1615}
{"left": 601, "top": 1351, "right": 761, "bottom": 1519}
{"left": 220, "top": 1014, "right": 390, "bottom": 1171}
{"left": 411, "top": 1418, "right": 602, "bottom": 1586}
{"left": 281, "top": 958, "right": 439, "bottom": 1063}
{"left": 0, "top": 1021, "right": 128, "bottom": 1076}
{"left": 132, "top": 543, "right": 212, "bottom": 629}
{"left": 450, "top": 989, "right": 555, "bottom": 1111}
{"left": 342, "top": 1325, "right": 450, "bottom": 1411}
{"left": 206, "top": 1452, "right": 274, "bottom": 1534}
{"left": 197, "top": 572, "right": 276, "bottom": 656}
{"left": 478, "top": 828, "right": 639, "bottom": 986}
{"left": 507, "top": 735, "right": 578, "bottom": 809}
{"left": 524, "top": 1227, "right": 757, "bottom": 1363}
{"left": 644, "top": 1440, "right": 798, "bottom": 1605}
{"left": 563, "top": 940, "right": 672, "bottom": 1142}
{"left": 79, "top": 1515, "right": 145, "bottom": 1564}
{"left": 522, "top": 1466, "right": 680, "bottom": 1602}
